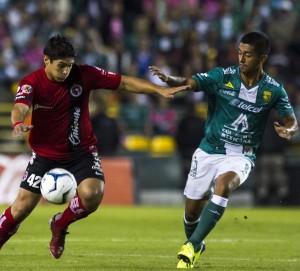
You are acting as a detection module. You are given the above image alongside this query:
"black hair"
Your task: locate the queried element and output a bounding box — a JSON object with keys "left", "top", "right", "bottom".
{"left": 240, "top": 32, "right": 270, "bottom": 56}
{"left": 43, "top": 34, "right": 77, "bottom": 61}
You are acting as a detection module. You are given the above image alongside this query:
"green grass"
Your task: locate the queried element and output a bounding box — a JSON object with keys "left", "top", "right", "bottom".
{"left": 0, "top": 205, "right": 299, "bottom": 271}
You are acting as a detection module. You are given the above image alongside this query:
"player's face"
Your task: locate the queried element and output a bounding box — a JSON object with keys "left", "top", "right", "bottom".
{"left": 238, "top": 43, "right": 266, "bottom": 76}
{"left": 44, "top": 56, "right": 75, "bottom": 83}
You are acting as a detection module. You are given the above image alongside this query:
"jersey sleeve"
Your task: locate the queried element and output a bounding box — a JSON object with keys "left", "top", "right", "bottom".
{"left": 275, "top": 86, "right": 294, "bottom": 117}
{"left": 14, "top": 80, "right": 34, "bottom": 107}
{"left": 192, "top": 67, "right": 224, "bottom": 94}
{"left": 81, "top": 65, "right": 121, "bottom": 90}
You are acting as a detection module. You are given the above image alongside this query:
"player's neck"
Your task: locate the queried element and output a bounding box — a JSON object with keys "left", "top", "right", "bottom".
{"left": 241, "top": 70, "right": 264, "bottom": 87}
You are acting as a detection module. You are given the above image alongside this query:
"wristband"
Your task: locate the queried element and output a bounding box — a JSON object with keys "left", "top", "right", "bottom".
{"left": 13, "top": 121, "right": 23, "bottom": 128}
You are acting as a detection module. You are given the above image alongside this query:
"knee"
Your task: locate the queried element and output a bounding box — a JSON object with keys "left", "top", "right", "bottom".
{"left": 215, "top": 180, "right": 231, "bottom": 197}
{"left": 215, "top": 177, "right": 239, "bottom": 198}
{"left": 78, "top": 180, "right": 104, "bottom": 213}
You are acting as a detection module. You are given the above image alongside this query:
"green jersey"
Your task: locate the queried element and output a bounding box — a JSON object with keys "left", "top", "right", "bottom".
{"left": 192, "top": 66, "right": 294, "bottom": 163}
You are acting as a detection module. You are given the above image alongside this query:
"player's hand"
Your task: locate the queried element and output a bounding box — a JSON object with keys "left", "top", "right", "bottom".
{"left": 12, "top": 123, "right": 34, "bottom": 138}
{"left": 274, "top": 122, "right": 292, "bottom": 140}
{"left": 157, "top": 85, "right": 191, "bottom": 99}
{"left": 149, "top": 66, "right": 169, "bottom": 83}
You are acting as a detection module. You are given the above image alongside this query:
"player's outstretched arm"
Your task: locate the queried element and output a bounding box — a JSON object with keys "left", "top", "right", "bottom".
{"left": 149, "top": 66, "right": 196, "bottom": 89}
{"left": 118, "top": 75, "right": 191, "bottom": 99}
{"left": 274, "top": 113, "right": 298, "bottom": 140}
{"left": 11, "top": 103, "right": 33, "bottom": 138}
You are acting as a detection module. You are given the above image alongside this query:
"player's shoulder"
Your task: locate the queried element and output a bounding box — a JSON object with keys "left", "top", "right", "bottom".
{"left": 21, "top": 67, "right": 45, "bottom": 83}
{"left": 74, "top": 63, "right": 108, "bottom": 76}
{"left": 75, "top": 63, "right": 102, "bottom": 72}
{"left": 262, "top": 72, "right": 283, "bottom": 89}
{"left": 193, "top": 66, "right": 238, "bottom": 78}
{"left": 213, "top": 66, "right": 239, "bottom": 83}
{"left": 209, "top": 66, "right": 239, "bottom": 79}
{"left": 220, "top": 66, "right": 239, "bottom": 75}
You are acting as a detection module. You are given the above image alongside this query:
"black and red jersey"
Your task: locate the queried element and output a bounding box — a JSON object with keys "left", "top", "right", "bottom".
{"left": 14, "top": 64, "right": 121, "bottom": 159}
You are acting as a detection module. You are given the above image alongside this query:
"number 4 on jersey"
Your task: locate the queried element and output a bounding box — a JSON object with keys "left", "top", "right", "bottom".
{"left": 231, "top": 113, "right": 249, "bottom": 132}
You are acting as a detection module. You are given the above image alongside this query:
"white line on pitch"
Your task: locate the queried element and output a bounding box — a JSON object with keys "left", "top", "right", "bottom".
{"left": 1, "top": 251, "right": 299, "bottom": 263}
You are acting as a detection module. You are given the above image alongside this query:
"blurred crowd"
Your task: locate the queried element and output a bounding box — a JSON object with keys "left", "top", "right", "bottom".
{"left": 1, "top": 0, "right": 300, "bottom": 205}
{"left": 1, "top": 0, "right": 300, "bottom": 139}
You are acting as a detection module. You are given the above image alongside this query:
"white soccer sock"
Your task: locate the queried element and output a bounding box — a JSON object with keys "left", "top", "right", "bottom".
{"left": 211, "top": 195, "right": 228, "bottom": 208}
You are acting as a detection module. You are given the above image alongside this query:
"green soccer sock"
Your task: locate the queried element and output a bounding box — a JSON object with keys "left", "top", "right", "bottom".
{"left": 184, "top": 215, "right": 200, "bottom": 239}
{"left": 187, "top": 195, "right": 227, "bottom": 251}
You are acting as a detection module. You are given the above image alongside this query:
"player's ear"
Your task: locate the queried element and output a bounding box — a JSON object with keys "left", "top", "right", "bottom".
{"left": 260, "top": 54, "right": 268, "bottom": 64}
{"left": 44, "top": 56, "right": 50, "bottom": 66}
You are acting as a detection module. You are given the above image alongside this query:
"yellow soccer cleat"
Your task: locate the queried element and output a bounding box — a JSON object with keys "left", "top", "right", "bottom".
{"left": 177, "top": 242, "right": 195, "bottom": 268}
{"left": 191, "top": 241, "right": 206, "bottom": 268}
{"left": 177, "top": 241, "right": 206, "bottom": 269}
{"left": 177, "top": 259, "right": 191, "bottom": 269}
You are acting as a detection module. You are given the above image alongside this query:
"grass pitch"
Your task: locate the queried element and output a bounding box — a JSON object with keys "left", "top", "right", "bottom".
{"left": 0, "top": 204, "right": 299, "bottom": 271}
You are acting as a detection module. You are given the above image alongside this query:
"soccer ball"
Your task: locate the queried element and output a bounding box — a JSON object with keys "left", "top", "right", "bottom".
{"left": 40, "top": 168, "right": 77, "bottom": 204}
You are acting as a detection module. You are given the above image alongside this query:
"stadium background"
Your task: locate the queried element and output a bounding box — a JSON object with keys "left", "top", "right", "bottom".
{"left": 1, "top": 0, "right": 300, "bottom": 206}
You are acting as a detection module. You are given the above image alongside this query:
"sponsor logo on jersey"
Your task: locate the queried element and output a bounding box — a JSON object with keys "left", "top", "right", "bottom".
{"left": 21, "top": 84, "right": 33, "bottom": 94}
{"left": 70, "top": 197, "right": 85, "bottom": 215}
{"left": 33, "top": 104, "right": 52, "bottom": 110}
{"left": 265, "top": 75, "right": 280, "bottom": 87}
{"left": 224, "top": 81, "right": 234, "bottom": 88}
{"left": 70, "top": 84, "right": 83, "bottom": 97}
{"left": 69, "top": 107, "right": 81, "bottom": 145}
{"left": 230, "top": 99, "right": 263, "bottom": 113}
{"left": 15, "top": 95, "right": 26, "bottom": 100}
{"left": 244, "top": 146, "right": 253, "bottom": 155}
{"left": 223, "top": 67, "right": 236, "bottom": 74}
{"left": 222, "top": 90, "right": 235, "bottom": 96}
{"left": 189, "top": 156, "right": 198, "bottom": 178}
{"left": 92, "top": 152, "right": 103, "bottom": 175}
{"left": 241, "top": 163, "right": 250, "bottom": 176}
{"left": 263, "top": 91, "right": 272, "bottom": 104}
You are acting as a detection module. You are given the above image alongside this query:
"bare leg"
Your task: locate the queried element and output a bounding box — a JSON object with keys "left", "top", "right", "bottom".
{"left": 11, "top": 188, "right": 42, "bottom": 222}
{"left": 0, "top": 188, "right": 41, "bottom": 249}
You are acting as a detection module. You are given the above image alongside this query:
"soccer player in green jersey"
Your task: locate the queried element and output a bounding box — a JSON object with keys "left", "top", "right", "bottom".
{"left": 149, "top": 31, "right": 298, "bottom": 269}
